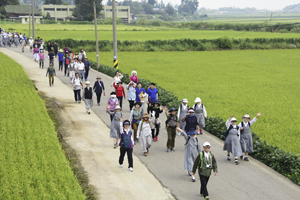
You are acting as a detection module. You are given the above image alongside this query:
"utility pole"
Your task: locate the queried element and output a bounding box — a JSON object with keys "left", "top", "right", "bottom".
{"left": 270, "top": 12, "right": 273, "bottom": 23}
{"left": 29, "top": 5, "right": 31, "bottom": 38}
{"left": 112, "top": 0, "right": 118, "bottom": 69}
{"left": 32, "top": 0, "right": 35, "bottom": 39}
{"left": 93, "top": 2, "right": 99, "bottom": 70}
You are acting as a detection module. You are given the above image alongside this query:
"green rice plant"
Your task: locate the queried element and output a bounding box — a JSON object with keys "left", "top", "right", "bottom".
{"left": 0, "top": 52, "right": 85, "bottom": 199}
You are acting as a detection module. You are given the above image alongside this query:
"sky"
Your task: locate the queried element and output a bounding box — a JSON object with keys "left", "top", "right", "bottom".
{"left": 102, "top": 0, "right": 300, "bottom": 11}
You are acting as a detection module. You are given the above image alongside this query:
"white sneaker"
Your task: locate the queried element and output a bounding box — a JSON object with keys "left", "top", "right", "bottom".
{"left": 120, "top": 165, "right": 123, "bottom": 168}
{"left": 129, "top": 167, "right": 133, "bottom": 172}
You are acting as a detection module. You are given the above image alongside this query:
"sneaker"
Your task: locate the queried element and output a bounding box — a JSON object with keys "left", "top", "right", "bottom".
{"left": 50, "top": 85, "right": 52, "bottom": 87}
{"left": 88, "top": 112, "right": 90, "bottom": 115}
{"left": 155, "top": 136, "right": 158, "bottom": 141}
{"left": 244, "top": 157, "right": 249, "bottom": 161}
{"left": 188, "top": 171, "right": 191, "bottom": 176}
{"left": 78, "top": 101, "right": 81, "bottom": 104}
{"left": 153, "top": 138, "right": 156, "bottom": 142}
{"left": 114, "top": 145, "right": 116, "bottom": 149}
{"left": 235, "top": 160, "right": 240, "bottom": 165}
{"left": 144, "top": 152, "right": 147, "bottom": 156}
{"left": 191, "top": 177, "right": 195, "bottom": 182}
{"left": 171, "top": 149, "right": 175, "bottom": 152}
{"left": 240, "top": 155, "right": 243, "bottom": 160}
{"left": 120, "top": 164, "right": 123, "bottom": 168}
{"left": 98, "top": 103, "right": 100, "bottom": 106}
{"left": 167, "top": 149, "right": 170, "bottom": 153}
{"left": 205, "top": 196, "right": 210, "bottom": 200}
{"left": 129, "top": 167, "right": 133, "bottom": 172}
{"left": 227, "top": 156, "right": 231, "bottom": 161}
{"left": 200, "top": 194, "right": 204, "bottom": 197}
{"left": 137, "top": 139, "right": 139, "bottom": 143}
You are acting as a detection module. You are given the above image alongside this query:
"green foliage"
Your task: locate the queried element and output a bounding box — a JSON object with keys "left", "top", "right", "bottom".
{"left": 73, "top": 0, "right": 103, "bottom": 21}
{"left": 0, "top": 52, "right": 86, "bottom": 199}
{"left": 216, "top": 36, "right": 233, "bottom": 49}
{"left": 43, "top": 12, "right": 51, "bottom": 20}
{"left": 44, "top": 0, "right": 62, "bottom": 4}
{"left": 0, "top": 0, "right": 19, "bottom": 17}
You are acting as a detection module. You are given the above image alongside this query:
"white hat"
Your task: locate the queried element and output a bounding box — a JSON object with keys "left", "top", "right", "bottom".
{"left": 115, "top": 105, "right": 122, "bottom": 110}
{"left": 182, "top": 99, "right": 188, "bottom": 103}
{"left": 85, "top": 81, "right": 90, "bottom": 85}
{"left": 194, "top": 97, "right": 201, "bottom": 103}
{"left": 131, "top": 71, "right": 137, "bottom": 75}
{"left": 231, "top": 117, "right": 237, "bottom": 122}
{"left": 242, "top": 114, "right": 251, "bottom": 120}
{"left": 203, "top": 142, "right": 211, "bottom": 147}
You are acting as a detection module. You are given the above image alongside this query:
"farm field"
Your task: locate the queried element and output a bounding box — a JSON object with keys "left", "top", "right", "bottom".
{"left": 88, "top": 49, "right": 300, "bottom": 155}
{"left": 3, "top": 24, "right": 300, "bottom": 41}
{"left": 0, "top": 52, "right": 85, "bottom": 199}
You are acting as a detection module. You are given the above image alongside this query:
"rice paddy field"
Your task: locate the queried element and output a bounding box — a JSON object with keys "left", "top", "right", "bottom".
{"left": 0, "top": 52, "right": 85, "bottom": 199}
{"left": 88, "top": 49, "right": 300, "bottom": 155}
{"left": 2, "top": 24, "right": 300, "bottom": 41}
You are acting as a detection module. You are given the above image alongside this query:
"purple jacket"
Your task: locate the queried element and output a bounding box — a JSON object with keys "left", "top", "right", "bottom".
{"left": 106, "top": 98, "right": 119, "bottom": 112}
{"left": 119, "top": 129, "right": 134, "bottom": 149}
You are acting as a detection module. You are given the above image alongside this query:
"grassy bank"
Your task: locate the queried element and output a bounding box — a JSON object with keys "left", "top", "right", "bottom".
{"left": 88, "top": 49, "right": 300, "bottom": 155}
{"left": 0, "top": 52, "right": 85, "bottom": 199}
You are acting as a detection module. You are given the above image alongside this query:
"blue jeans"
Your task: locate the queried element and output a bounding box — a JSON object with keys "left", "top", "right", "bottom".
{"left": 78, "top": 70, "right": 84, "bottom": 80}
{"left": 84, "top": 70, "right": 89, "bottom": 80}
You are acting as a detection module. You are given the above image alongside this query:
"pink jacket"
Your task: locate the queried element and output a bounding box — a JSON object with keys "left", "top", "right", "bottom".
{"left": 130, "top": 75, "right": 138, "bottom": 83}
{"left": 39, "top": 53, "right": 44, "bottom": 59}
{"left": 106, "top": 98, "right": 119, "bottom": 112}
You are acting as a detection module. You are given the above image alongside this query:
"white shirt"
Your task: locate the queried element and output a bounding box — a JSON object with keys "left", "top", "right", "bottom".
{"left": 77, "top": 62, "right": 85, "bottom": 70}
{"left": 111, "top": 74, "right": 124, "bottom": 86}
{"left": 204, "top": 151, "right": 210, "bottom": 161}
{"left": 238, "top": 117, "right": 257, "bottom": 128}
{"left": 28, "top": 39, "right": 34, "bottom": 46}
{"left": 193, "top": 103, "right": 207, "bottom": 117}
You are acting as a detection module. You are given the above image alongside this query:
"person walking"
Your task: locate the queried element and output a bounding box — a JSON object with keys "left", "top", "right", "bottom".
{"left": 106, "top": 92, "right": 119, "bottom": 121}
{"left": 113, "top": 81, "right": 126, "bottom": 108}
{"left": 193, "top": 97, "right": 207, "bottom": 134}
{"left": 178, "top": 99, "right": 189, "bottom": 131}
{"left": 78, "top": 49, "right": 86, "bottom": 61}
{"left": 77, "top": 59, "right": 85, "bottom": 81}
{"left": 108, "top": 105, "right": 123, "bottom": 148}
{"left": 82, "top": 81, "right": 95, "bottom": 115}
{"left": 21, "top": 38, "right": 26, "bottom": 53}
{"left": 130, "top": 71, "right": 138, "bottom": 84}
{"left": 64, "top": 54, "right": 71, "bottom": 76}
{"left": 165, "top": 107, "right": 179, "bottom": 152}
{"left": 177, "top": 127, "right": 201, "bottom": 181}
{"left": 147, "top": 83, "right": 158, "bottom": 114}
{"left": 126, "top": 81, "right": 136, "bottom": 110}
{"left": 53, "top": 42, "right": 58, "bottom": 57}
{"left": 83, "top": 57, "right": 91, "bottom": 81}
{"left": 135, "top": 82, "right": 146, "bottom": 103}
{"left": 71, "top": 73, "right": 83, "bottom": 103}
{"left": 119, "top": 119, "right": 134, "bottom": 172}
{"left": 64, "top": 45, "right": 69, "bottom": 54}
{"left": 182, "top": 108, "right": 200, "bottom": 133}
{"left": 33, "top": 45, "right": 39, "bottom": 62}
{"left": 150, "top": 101, "right": 163, "bottom": 142}
{"left": 58, "top": 49, "right": 64, "bottom": 71}
{"left": 129, "top": 102, "right": 145, "bottom": 144}
{"left": 238, "top": 113, "right": 262, "bottom": 161}
{"left": 39, "top": 49, "right": 45, "bottom": 69}
{"left": 68, "top": 59, "right": 77, "bottom": 81}
{"left": 93, "top": 76, "right": 105, "bottom": 106}
{"left": 45, "top": 63, "right": 56, "bottom": 87}
{"left": 46, "top": 42, "right": 52, "bottom": 54}
{"left": 137, "top": 113, "right": 154, "bottom": 156}
{"left": 191, "top": 142, "right": 218, "bottom": 200}
{"left": 28, "top": 37, "right": 34, "bottom": 52}
{"left": 223, "top": 116, "right": 243, "bottom": 165}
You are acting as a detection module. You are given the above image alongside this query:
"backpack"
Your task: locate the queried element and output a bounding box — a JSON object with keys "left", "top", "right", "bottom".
{"left": 122, "top": 130, "right": 132, "bottom": 149}
{"left": 194, "top": 103, "right": 203, "bottom": 109}
{"left": 198, "top": 151, "right": 214, "bottom": 169}
{"left": 222, "top": 124, "right": 240, "bottom": 137}
{"left": 166, "top": 115, "right": 178, "bottom": 128}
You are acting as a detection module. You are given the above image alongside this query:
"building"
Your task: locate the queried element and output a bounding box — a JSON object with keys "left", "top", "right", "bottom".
{"left": 5, "top": 5, "right": 42, "bottom": 24}
{"left": 40, "top": 5, "right": 75, "bottom": 21}
{"left": 102, "top": 6, "right": 130, "bottom": 24}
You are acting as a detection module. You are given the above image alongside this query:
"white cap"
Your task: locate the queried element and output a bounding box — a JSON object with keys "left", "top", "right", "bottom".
{"left": 242, "top": 114, "right": 251, "bottom": 119}
{"left": 85, "top": 81, "right": 90, "bottom": 85}
{"left": 231, "top": 117, "right": 237, "bottom": 122}
{"left": 115, "top": 105, "right": 122, "bottom": 110}
{"left": 194, "top": 97, "right": 201, "bottom": 103}
{"left": 182, "top": 99, "right": 188, "bottom": 103}
{"left": 203, "top": 142, "right": 211, "bottom": 147}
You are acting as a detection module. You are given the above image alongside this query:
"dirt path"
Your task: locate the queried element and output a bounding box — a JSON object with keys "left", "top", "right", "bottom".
{"left": 0, "top": 48, "right": 174, "bottom": 200}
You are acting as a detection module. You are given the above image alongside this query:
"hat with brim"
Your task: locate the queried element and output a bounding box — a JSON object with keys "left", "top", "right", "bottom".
{"left": 182, "top": 99, "right": 188, "bottom": 103}
{"left": 187, "top": 128, "right": 197, "bottom": 136}
{"left": 59, "top": 49, "right": 63, "bottom": 52}
{"left": 153, "top": 101, "right": 160, "bottom": 106}
{"left": 194, "top": 97, "right": 201, "bottom": 103}
{"left": 242, "top": 114, "right": 251, "bottom": 120}
{"left": 231, "top": 117, "right": 237, "bottom": 122}
{"left": 143, "top": 113, "right": 150, "bottom": 119}
{"left": 85, "top": 81, "right": 91, "bottom": 85}
{"left": 203, "top": 142, "right": 211, "bottom": 148}
{"left": 115, "top": 105, "right": 122, "bottom": 110}
{"left": 169, "top": 108, "right": 177, "bottom": 112}
{"left": 84, "top": 57, "right": 88, "bottom": 59}
{"left": 123, "top": 120, "right": 130, "bottom": 126}
{"left": 188, "top": 108, "right": 195, "bottom": 113}
{"left": 96, "top": 76, "right": 101, "bottom": 79}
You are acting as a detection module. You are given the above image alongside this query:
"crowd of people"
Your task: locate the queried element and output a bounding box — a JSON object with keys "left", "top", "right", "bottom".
{"left": 2, "top": 27, "right": 263, "bottom": 200}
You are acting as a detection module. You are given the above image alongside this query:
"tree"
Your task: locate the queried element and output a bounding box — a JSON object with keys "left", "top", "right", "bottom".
{"left": 0, "top": 0, "right": 19, "bottom": 17}
{"left": 121, "top": 0, "right": 143, "bottom": 15}
{"left": 147, "top": 0, "right": 156, "bottom": 6}
{"left": 107, "top": 0, "right": 112, "bottom": 6}
{"left": 44, "top": 0, "right": 63, "bottom": 4}
{"left": 165, "top": 3, "right": 176, "bottom": 16}
{"left": 143, "top": 3, "right": 154, "bottom": 14}
{"left": 44, "top": 12, "right": 51, "bottom": 20}
{"left": 179, "top": 0, "right": 198, "bottom": 14}
{"left": 73, "top": 0, "right": 103, "bottom": 21}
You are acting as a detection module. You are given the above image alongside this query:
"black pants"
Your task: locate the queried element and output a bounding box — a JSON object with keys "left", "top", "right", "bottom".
{"left": 59, "top": 61, "right": 63, "bottom": 70}
{"left": 64, "top": 64, "right": 68, "bottom": 76}
{"left": 84, "top": 70, "right": 89, "bottom": 80}
{"left": 151, "top": 124, "right": 160, "bottom": 138}
{"left": 119, "top": 147, "right": 133, "bottom": 168}
{"left": 129, "top": 100, "right": 134, "bottom": 110}
{"left": 54, "top": 50, "right": 58, "bottom": 57}
{"left": 147, "top": 103, "right": 153, "bottom": 114}
{"left": 74, "top": 89, "right": 81, "bottom": 102}
{"left": 96, "top": 93, "right": 102, "bottom": 104}
{"left": 200, "top": 174, "right": 210, "bottom": 197}
{"left": 117, "top": 96, "right": 123, "bottom": 108}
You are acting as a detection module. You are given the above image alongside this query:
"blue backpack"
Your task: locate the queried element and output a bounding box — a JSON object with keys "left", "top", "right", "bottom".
{"left": 123, "top": 130, "right": 132, "bottom": 149}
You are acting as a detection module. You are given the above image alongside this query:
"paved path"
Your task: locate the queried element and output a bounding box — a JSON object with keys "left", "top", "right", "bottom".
{"left": 2, "top": 46, "right": 300, "bottom": 200}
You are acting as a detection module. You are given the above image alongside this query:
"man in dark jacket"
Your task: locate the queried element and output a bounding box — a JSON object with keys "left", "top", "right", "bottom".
{"left": 83, "top": 57, "right": 91, "bottom": 81}
{"left": 93, "top": 76, "right": 105, "bottom": 106}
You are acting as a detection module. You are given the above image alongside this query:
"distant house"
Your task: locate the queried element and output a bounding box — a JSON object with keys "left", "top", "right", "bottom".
{"left": 5, "top": 5, "right": 42, "bottom": 24}
{"left": 40, "top": 5, "right": 75, "bottom": 21}
{"left": 102, "top": 6, "right": 131, "bottom": 24}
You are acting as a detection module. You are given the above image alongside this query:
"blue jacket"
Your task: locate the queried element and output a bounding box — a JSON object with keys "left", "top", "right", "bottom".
{"left": 93, "top": 80, "right": 105, "bottom": 94}
{"left": 147, "top": 88, "right": 158, "bottom": 102}
{"left": 135, "top": 88, "right": 146, "bottom": 102}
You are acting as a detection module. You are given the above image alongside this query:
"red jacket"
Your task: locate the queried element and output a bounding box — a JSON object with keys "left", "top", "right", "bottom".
{"left": 113, "top": 82, "right": 126, "bottom": 98}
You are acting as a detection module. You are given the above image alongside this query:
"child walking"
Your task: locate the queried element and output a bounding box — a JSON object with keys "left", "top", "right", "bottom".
{"left": 82, "top": 81, "right": 95, "bottom": 114}
{"left": 191, "top": 142, "right": 218, "bottom": 200}
{"left": 177, "top": 127, "right": 201, "bottom": 182}
{"left": 165, "top": 107, "right": 179, "bottom": 152}
{"left": 137, "top": 114, "right": 154, "bottom": 156}
{"left": 223, "top": 116, "right": 243, "bottom": 165}
{"left": 39, "top": 49, "right": 45, "bottom": 69}
{"left": 45, "top": 63, "right": 56, "bottom": 87}
{"left": 119, "top": 119, "right": 134, "bottom": 172}
{"left": 108, "top": 105, "right": 123, "bottom": 149}
{"left": 238, "top": 113, "right": 262, "bottom": 161}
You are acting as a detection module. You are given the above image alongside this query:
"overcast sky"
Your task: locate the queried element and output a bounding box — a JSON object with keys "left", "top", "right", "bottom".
{"left": 102, "top": 0, "right": 300, "bottom": 11}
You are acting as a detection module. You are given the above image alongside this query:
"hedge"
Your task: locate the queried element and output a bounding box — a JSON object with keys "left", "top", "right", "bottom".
{"left": 89, "top": 60, "right": 300, "bottom": 186}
